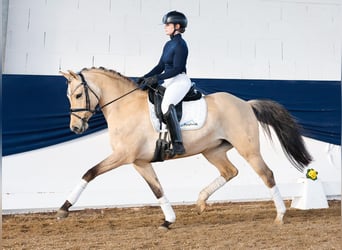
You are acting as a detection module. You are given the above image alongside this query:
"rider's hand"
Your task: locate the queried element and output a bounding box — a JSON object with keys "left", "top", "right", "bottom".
{"left": 136, "top": 77, "right": 144, "bottom": 85}
{"left": 139, "top": 75, "right": 158, "bottom": 90}
{"left": 144, "top": 75, "right": 159, "bottom": 88}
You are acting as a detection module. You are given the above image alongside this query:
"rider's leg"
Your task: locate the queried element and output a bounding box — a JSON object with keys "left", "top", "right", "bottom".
{"left": 164, "top": 104, "right": 185, "bottom": 154}
{"left": 162, "top": 74, "right": 191, "bottom": 155}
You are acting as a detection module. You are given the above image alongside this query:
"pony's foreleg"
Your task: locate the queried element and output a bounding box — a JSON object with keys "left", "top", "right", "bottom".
{"left": 133, "top": 162, "right": 175, "bottom": 230}
{"left": 56, "top": 154, "right": 125, "bottom": 219}
{"left": 158, "top": 196, "right": 176, "bottom": 229}
{"left": 57, "top": 179, "right": 88, "bottom": 219}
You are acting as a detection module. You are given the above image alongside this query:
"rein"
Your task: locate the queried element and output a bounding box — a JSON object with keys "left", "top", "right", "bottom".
{"left": 100, "top": 86, "right": 140, "bottom": 110}
{"left": 70, "top": 73, "right": 140, "bottom": 119}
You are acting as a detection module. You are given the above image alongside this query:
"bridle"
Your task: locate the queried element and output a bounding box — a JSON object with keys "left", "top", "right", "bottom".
{"left": 69, "top": 73, "right": 139, "bottom": 122}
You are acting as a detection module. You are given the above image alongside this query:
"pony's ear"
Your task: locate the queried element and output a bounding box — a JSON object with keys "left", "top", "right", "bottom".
{"left": 60, "top": 71, "right": 72, "bottom": 83}
{"left": 59, "top": 70, "right": 79, "bottom": 83}
{"left": 59, "top": 70, "right": 70, "bottom": 80}
{"left": 67, "top": 70, "right": 79, "bottom": 80}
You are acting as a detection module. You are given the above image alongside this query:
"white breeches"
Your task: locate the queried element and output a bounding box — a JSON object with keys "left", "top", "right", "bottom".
{"left": 161, "top": 73, "right": 192, "bottom": 114}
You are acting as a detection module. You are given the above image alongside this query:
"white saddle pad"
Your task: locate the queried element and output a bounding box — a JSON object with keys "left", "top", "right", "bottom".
{"left": 148, "top": 97, "right": 207, "bottom": 132}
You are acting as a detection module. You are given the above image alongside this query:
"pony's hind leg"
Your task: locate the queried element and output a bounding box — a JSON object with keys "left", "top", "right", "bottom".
{"left": 198, "top": 143, "right": 238, "bottom": 214}
{"left": 133, "top": 161, "right": 175, "bottom": 230}
{"left": 245, "top": 153, "right": 286, "bottom": 224}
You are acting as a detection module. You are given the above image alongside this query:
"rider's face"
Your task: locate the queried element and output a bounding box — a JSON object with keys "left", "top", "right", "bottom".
{"left": 164, "top": 23, "right": 180, "bottom": 36}
{"left": 164, "top": 23, "right": 174, "bottom": 36}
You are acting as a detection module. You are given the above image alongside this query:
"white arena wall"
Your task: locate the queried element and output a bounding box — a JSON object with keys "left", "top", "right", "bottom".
{"left": 3, "top": 0, "right": 341, "bottom": 79}
{"left": 2, "top": 0, "right": 341, "bottom": 213}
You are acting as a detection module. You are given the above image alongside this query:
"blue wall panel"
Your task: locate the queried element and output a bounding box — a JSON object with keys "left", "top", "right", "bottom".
{"left": 2, "top": 74, "right": 340, "bottom": 156}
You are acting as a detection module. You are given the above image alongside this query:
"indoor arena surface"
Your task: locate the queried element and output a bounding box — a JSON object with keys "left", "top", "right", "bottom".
{"left": 2, "top": 200, "right": 341, "bottom": 249}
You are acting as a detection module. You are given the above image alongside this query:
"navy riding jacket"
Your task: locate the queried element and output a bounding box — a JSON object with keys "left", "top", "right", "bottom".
{"left": 144, "top": 34, "right": 188, "bottom": 81}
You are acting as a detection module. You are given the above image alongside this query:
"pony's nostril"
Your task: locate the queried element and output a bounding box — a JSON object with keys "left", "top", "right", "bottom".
{"left": 72, "top": 126, "right": 80, "bottom": 133}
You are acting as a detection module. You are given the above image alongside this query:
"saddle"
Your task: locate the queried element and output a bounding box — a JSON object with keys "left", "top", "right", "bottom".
{"left": 148, "top": 83, "right": 202, "bottom": 124}
{"left": 148, "top": 83, "right": 203, "bottom": 162}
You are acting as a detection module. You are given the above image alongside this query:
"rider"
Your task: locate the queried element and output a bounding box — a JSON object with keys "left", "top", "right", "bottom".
{"left": 138, "top": 11, "right": 191, "bottom": 155}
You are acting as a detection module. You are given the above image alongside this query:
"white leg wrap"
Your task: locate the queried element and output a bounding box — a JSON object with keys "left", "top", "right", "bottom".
{"left": 158, "top": 196, "right": 176, "bottom": 223}
{"left": 67, "top": 179, "right": 88, "bottom": 205}
{"left": 270, "top": 185, "right": 286, "bottom": 214}
{"left": 198, "top": 176, "right": 227, "bottom": 201}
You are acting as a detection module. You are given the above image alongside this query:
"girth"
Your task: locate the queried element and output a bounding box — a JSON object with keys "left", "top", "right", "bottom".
{"left": 148, "top": 83, "right": 202, "bottom": 124}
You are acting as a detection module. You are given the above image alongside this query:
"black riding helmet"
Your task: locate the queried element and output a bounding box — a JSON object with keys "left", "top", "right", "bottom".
{"left": 162, "top": 11, "right": 187, "bottom": 29}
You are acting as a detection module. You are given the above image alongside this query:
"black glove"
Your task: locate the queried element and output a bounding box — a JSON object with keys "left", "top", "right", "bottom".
{"left": 136, "top": 77, "right": 144, "bottom": 85}
{"left": 144, "top": 75, "right": 159, "bottom": 87}
{"left": 140, "top": 75, "right": 159, "bottom": 90}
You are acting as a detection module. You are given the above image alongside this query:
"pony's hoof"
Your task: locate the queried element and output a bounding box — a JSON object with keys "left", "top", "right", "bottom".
{"left": 196, "top": 200, "right": 206, "bottom": 214}
{"left": 158, "top": 220, "right": 172, "bottom": 231}
{"left": 274, "top": 219, "right": 284, "bottom": 225}
{"left": 56, "top": 209, "right": 69, "bottom": 220}
{"left": 274, "top": 214, "right": 284, "bottom": 225}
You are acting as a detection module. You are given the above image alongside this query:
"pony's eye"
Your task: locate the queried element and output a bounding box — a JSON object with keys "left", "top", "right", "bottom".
{"left": 75, "top": 93, "right": 83, "bottom": 99}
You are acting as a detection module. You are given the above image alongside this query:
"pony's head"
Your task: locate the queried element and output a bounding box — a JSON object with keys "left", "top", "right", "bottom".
{"left": 60, "top": 70, "right": 100, "bottom": 134}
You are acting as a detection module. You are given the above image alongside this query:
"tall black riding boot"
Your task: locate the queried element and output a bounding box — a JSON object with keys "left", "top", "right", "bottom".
{"left": 164, "top": 104, "right": 185, "bottom": 155}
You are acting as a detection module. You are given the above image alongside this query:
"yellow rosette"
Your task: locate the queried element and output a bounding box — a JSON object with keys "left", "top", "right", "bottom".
{"left": 306, "top": 168, "right": 318, "bottom": 180}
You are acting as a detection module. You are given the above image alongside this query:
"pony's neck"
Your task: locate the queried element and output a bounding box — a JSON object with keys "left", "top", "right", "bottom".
{"left": 82, "top": 70, "right": 143, "bottom": 117}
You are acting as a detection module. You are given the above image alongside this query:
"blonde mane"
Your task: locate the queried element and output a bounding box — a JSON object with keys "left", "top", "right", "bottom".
{"left": 80, "top": 66, "right": 136, "bottom": 85}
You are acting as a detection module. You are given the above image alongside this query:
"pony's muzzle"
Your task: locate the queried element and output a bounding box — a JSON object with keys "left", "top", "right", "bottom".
{"left": 70, "top": 112, "right": 89, "bottom": 134}
{"left": 71, "top": 125, "right": 82, "bottom": 134}
{"left": 70, "top": 119, "right": 89, "bottom": 134}
{"left": 71, "top": 122, "right": 88, "bottom": 134}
